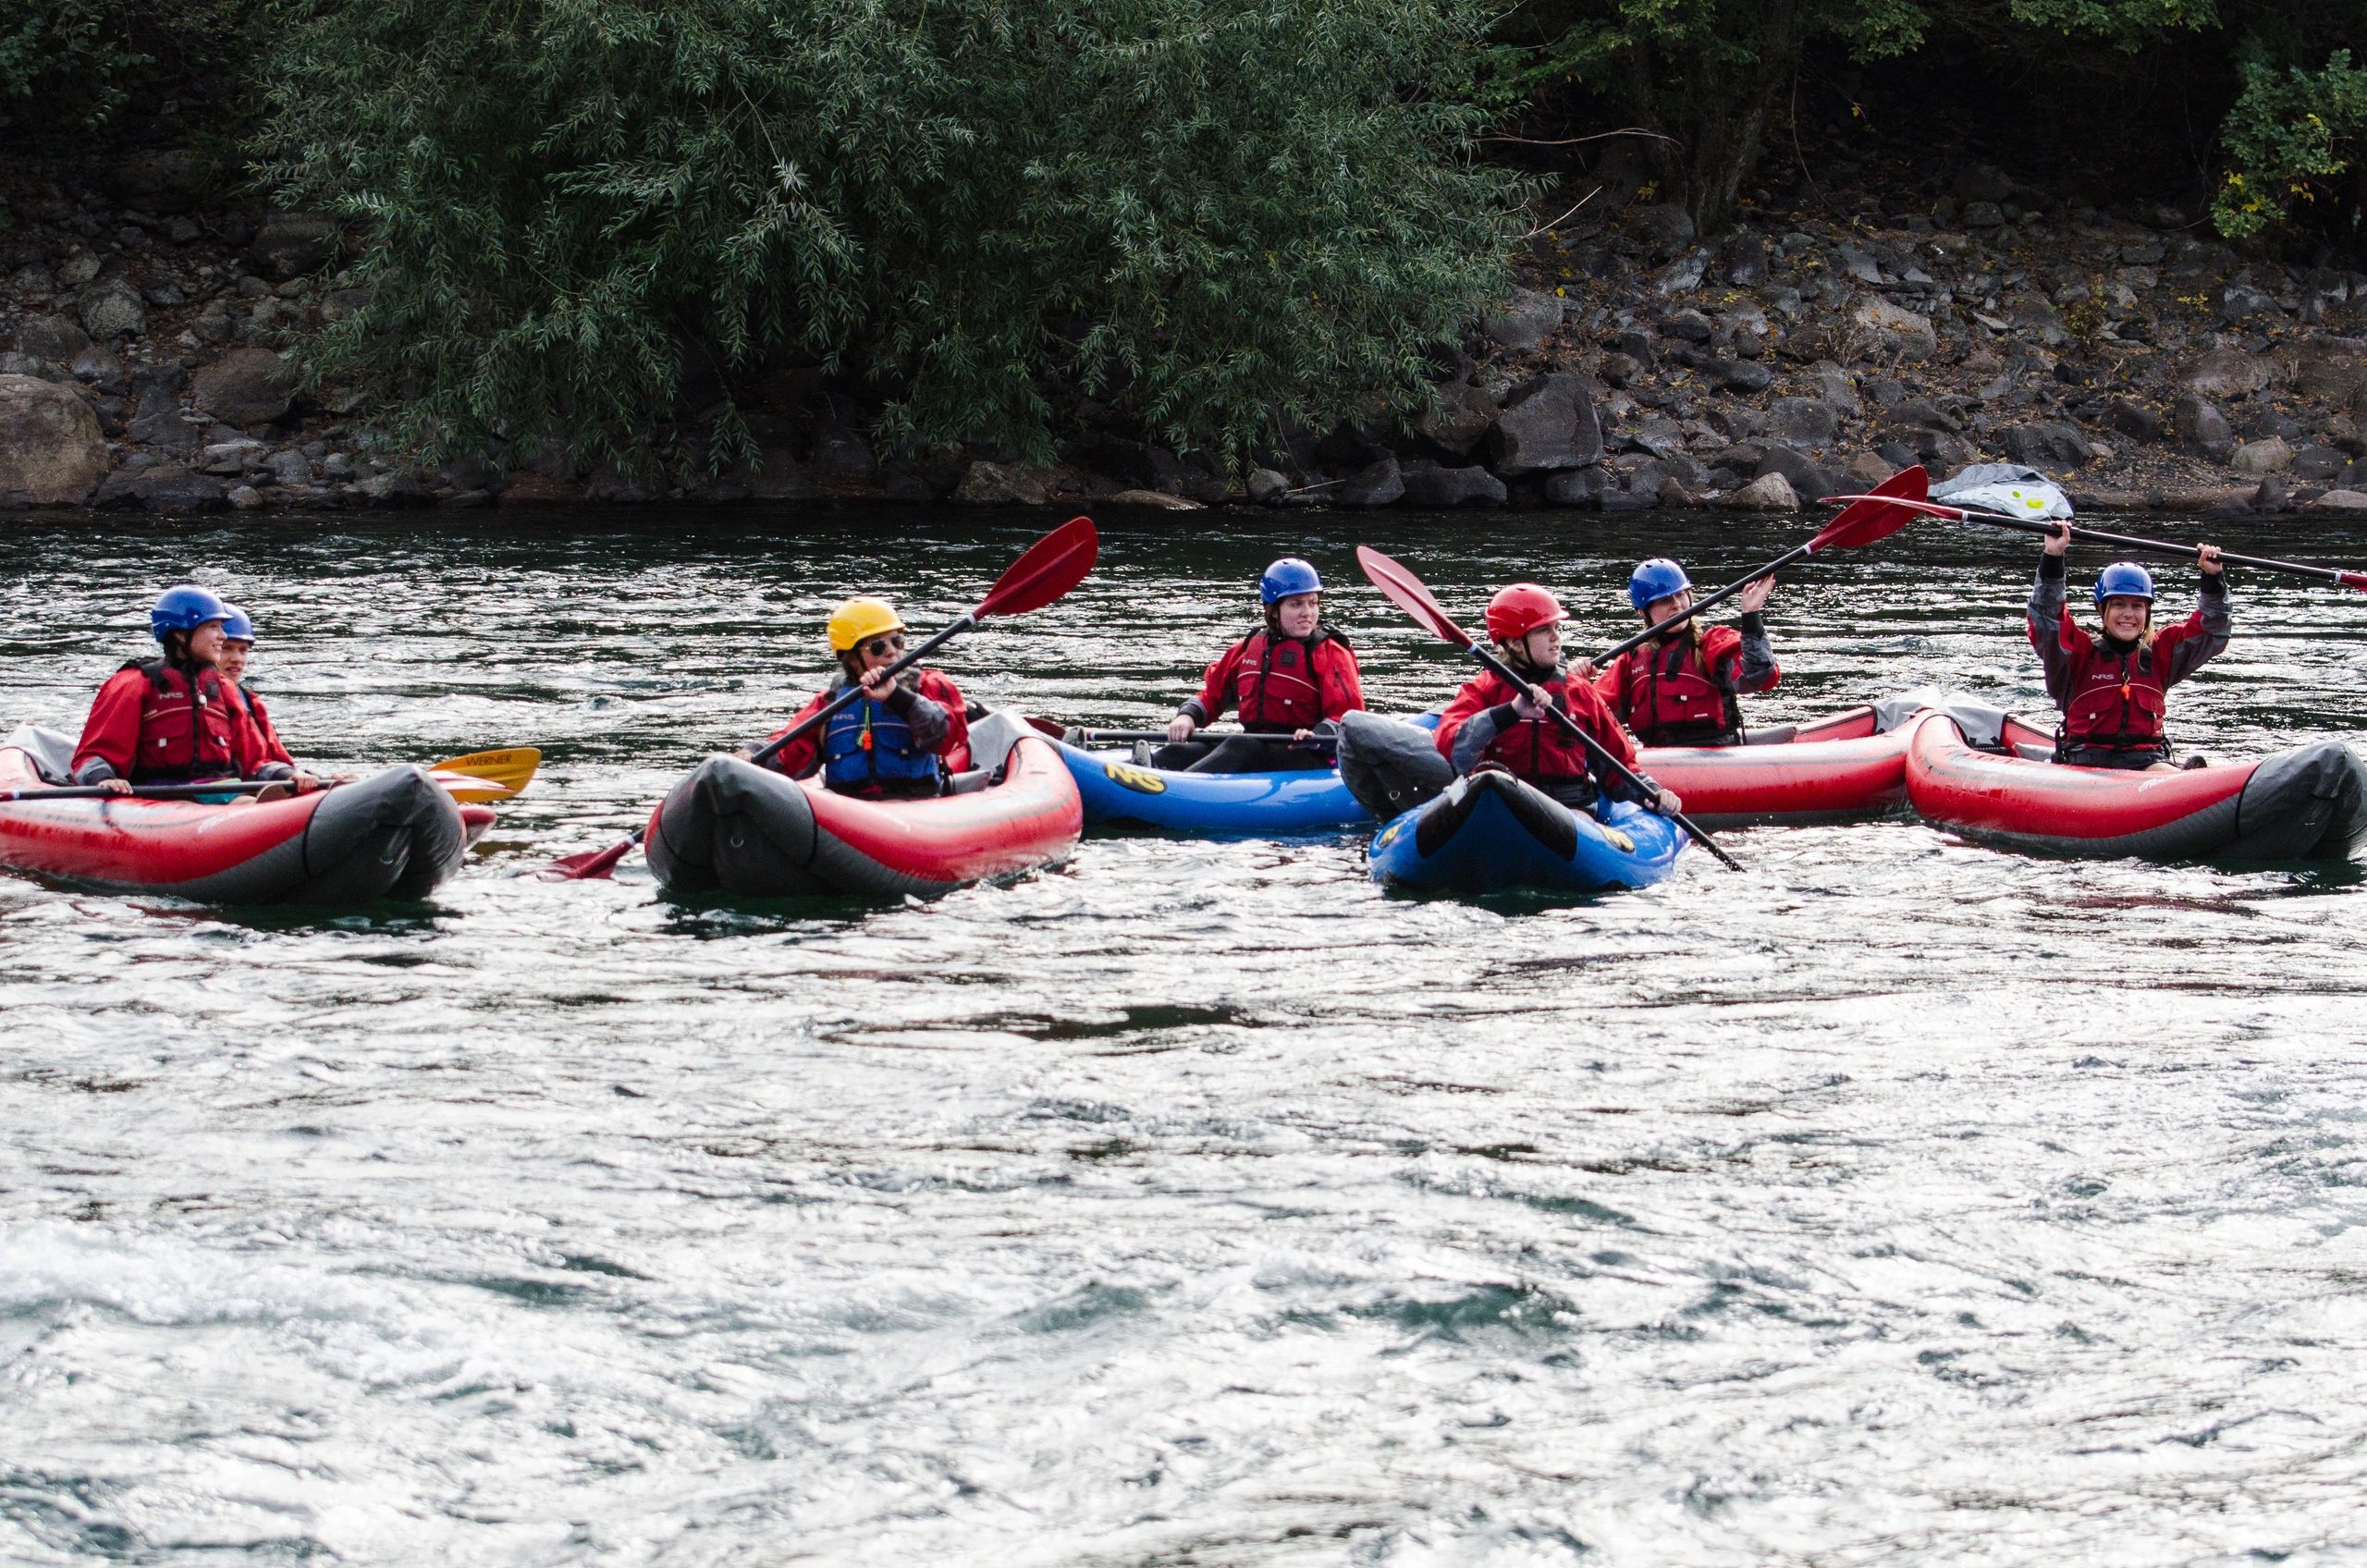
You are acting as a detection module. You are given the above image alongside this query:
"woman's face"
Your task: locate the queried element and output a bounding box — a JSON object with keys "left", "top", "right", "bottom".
{"left": 186, "top": 620, "right": 228, "bottom": 666}
{"left": 2102, "top": 595, "right": 2152, "bottom": 641}
{"left": 1518, "top": 623, "right": 1563, "bottom": 668}
{"left": 852, "top": 631, "right": 905, "bottom": 675}
{"left": 216, "top": 641, "right": 251, "bottom": 682}
{"left": 1644, "top": 589, "right": 1693, "bottom": 630}
{"left": 1274, "top": 592, "right": 1320, "bottom": 639}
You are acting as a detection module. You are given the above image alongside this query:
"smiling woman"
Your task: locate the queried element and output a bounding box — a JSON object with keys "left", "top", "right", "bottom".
{"left": 250, "top": 0, "right": 1523, "bottom": 480}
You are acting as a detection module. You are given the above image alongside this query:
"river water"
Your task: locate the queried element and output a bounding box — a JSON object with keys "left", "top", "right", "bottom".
{"left": 5, "top": 505, "right": 2366, "bottom": 1565}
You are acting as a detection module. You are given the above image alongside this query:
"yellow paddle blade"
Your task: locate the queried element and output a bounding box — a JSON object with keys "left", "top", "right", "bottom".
{"left": 427, "top": 747, "right": 541, "bottom": 802}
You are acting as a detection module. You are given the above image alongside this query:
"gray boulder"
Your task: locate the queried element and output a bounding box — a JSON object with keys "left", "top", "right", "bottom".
{"left": 1766, "top": 397, "right": 1839, "bottom": 447}
{"left": 1415, "top": 381, "right": 1500, "bottom": 458}
{"left": 1712, "top": 359, "right": 1772, "bottom": 394}
{"left": 1336, "top": 457, "right": 1405, "bottom": 508}
{"left": 1850, "top": 298, "right": 1938, "bottom": 361}
{"left": 0, "top": 375, "right": 110, "bottom": 504}
{"left": 2230, "top": 437, "right": 2294, "bottom": 477}
{"left": 14, "top": 313, "right": 91, "bottom": 362}
{"left": 746, "top": 448, "right": 819, "bottom": 500}
{"left": 1729, "top": 472, "right": 1800, "bottom": 511}
{"left": 251, "top": 212, "right": 340, "bottom": 279}
{"left": 192, "top": 349, "right": 296, "bottom": 426}
{"left": 109, "top": 149, "right": 215, "bottom": 214}
{"left": 1544, "top": 468, "right": 1609, "bottom": 508}
{"left": 1755, "top": 446, "right": 1845, "bottom": 503}
{"left": 357, "top": 469, "right": 437, "bottom": 506}
{"left": 2182, "top": 347, "right": 2277, "bottom": 400}
{"left": 2105, "top": 398, "right": 2164, "bottom": 442}
{"left": 1247, "top": 468, "right": 1290, "bottom": 505}
{"left": 92, "top": 463, "right": 228, "bottom": 512}
{"left": 1483, "top": 288, "right": 1564, "bottom": 351}
{"left": 1486, "top": 373, "right": 1602, "bottom": 474}
{"left": 128, "top": 408, "right": 202, "bottom": 456}
{"left": 2172, "top": 394, "right": 2238, "bottom": 460}
{"left": 2294, "top": 445, "right": 2348, "bottom": 483}
{"left": 2002, "top": 423, "right": 2095, "bottom": 469}
{"left": 1399, "top": 461, "right": 1506, "bottom": 508}
{"left": 1627, "top": 202, "right": 1696, "bottom": 251}
{"left": 953, "top": 460, "right": 1049, "bottom": 505}
{"left": 77, "top": 280, "right": 147, "bottom": 340}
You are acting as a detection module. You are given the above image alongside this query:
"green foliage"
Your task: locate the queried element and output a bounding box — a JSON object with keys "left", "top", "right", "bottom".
{"left": 2213, "top": 46, "right": 2367, "bottom": 238}
{"left": 253, "top": 0, "right": 1523, "bottom": 474}
{"left": 0, "top": 0, "right": 252, "bottom": 131}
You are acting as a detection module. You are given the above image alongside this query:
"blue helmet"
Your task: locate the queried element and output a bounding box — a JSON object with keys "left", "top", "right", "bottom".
{"left": 1260, "top": 557, "right": 1323, "bottom": 605}
{"left": 1628, "top": 557, "right": 1692, "bottom": 612}
{"left": 220, "top": 606, "right": 256, "bottom": 643}
{"left": 2093, "top": 562, "right": 2156, "bottom": 606}
{"left": 150, "top": 584, "right": 231, "bottom": 643}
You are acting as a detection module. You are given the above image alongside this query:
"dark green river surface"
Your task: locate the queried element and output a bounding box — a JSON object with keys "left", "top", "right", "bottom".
{"left": 6, "top": 505, "right": 2367, "bottom": 1566}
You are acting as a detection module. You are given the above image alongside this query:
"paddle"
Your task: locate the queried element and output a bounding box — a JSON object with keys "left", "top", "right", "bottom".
{"left": 429, "top": 747, "right": 541, "bottom": 802}
{"left": 1050, "top": 726, "right": 1339, "bottom": 751}
{"left": 540, "top": 516, "right": 1102, "bottom": 882}
{"left": 1589, "top": 465, "right": 1931, "bottom": 667}
{"left": 0, "top": 779, "right": 299, "bottom": 802}
{"left": 1819, "top": 493, "right": 2367, "bottom": 592}
{"left": 1355, "top": 545, "right": 1741, "bottom": 871}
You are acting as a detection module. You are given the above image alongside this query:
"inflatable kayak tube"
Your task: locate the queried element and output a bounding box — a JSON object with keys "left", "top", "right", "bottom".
{"left": 1367, "top": 767, "right": 1686, "bottom": 895}
{"left": 1905, "top": 708, "right": 2367, "bottom": 862}
{"left": 1637, "top": 697, "right": 1925, "bottom": 828}
{"left": 1054, "top": 739, "right": 1369, "bottom": 835}
{"left": 0, "top": 725, "right": 469, "bottom": 903}
{"left": 646, "top": 712, "right": 1084, "bottom": 899}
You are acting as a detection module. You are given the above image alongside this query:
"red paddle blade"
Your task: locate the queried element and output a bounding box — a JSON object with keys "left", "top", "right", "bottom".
{"left": 1356, "top": 545, "right": 1475, "bottom": 649}
{"left": 1023, "top": 715, "right": 1067, "bottom": 738}
{"left": 538, "top": 833, "right": 638, "bottom": 881}
{"left": 1809, "top": 464, "right": 1930, "bottom": 552}
{"left": 976, "top": 516, "right": 1098, "bottom": 619}
{"left": 2341, "top": 571, "right": 2367, "bottom": 594}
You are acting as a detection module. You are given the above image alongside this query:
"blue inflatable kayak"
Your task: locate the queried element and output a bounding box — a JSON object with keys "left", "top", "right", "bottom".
{"left": 1367, "top": 768, "right": 1686, "bottom": 895}
{"left": 1053, "top": 739, "right": 1371, "bottom": 835}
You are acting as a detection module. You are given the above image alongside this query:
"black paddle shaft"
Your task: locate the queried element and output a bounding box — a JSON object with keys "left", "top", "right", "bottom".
{"left": 1960, "top": 510, "right": 2354, "bottom": 585}
{"left": 745, "top": 612, "right": 979, "bottom": 770}
{"left": 1589, "top": 542, "right": 1812, "bottom": 668}
{"left": 1465, "top": 644, "right": 1741, "bottom": 871}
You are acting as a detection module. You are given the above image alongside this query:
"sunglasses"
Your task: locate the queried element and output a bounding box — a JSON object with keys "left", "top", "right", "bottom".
{"left": 862, "top": 634, "right": 906, "bottom": 657}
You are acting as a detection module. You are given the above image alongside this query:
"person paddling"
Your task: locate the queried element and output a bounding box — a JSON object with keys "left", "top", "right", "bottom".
{"left": 2030, "top": 522, "right": 2226, "bottom": 770}
{"left": 1590, "top": 557, "right": 1780, "bottom": 747}
{"left": 71, "top": 586, "right": 306, "bottom": 799}
{"left": 1155, "top": 557, "right": 1364, "bottom": 774}
{"left": 1434, "top": 583, "right": 1681, "bottom": 815}
{"left": 748, "top": 596, "right": 972, "bottom": 798}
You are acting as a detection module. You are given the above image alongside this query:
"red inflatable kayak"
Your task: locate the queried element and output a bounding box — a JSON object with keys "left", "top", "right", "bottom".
{"left": 1638, "top": 703, "right": 1916, "bottom": 828}
{"left": 0, "top": 725, "right": 472, "bottom": 902}
{"left": 644, "top": 713, "right": 1083, "bottom": 898}
{"left": 1906, "top": 709, "right": 2367, "bottom": 861}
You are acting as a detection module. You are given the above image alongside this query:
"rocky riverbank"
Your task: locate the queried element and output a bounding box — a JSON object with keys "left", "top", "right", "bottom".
{"left": 4, "top": 153, "right": 2366, "bottom": 516}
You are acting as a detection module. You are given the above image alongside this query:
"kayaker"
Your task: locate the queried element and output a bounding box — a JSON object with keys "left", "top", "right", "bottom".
{"left": 215, "top": 606, "right": 334, "bottom": 795}
{"left": 1591, "top": 557, "right": 1780, "bottom": 747}
{"left": 2031, "top": 521, "right": 2226, "bottom": 770}
{"left": 750, "top": 596, "right": 971, "bottom": 798}
{"left": 70, "top": 585, "right": 304, "bottom": 797}
{"left": 1155, "top": 557, "right": 1364, "bottom": 773}
{"left": 1434, "top": 583, "right": 1682, "bottom": 815}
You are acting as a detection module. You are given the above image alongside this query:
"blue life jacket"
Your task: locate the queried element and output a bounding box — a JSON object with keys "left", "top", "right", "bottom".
{"left": 819, "top": 694, "right": 943, "bottom": 797}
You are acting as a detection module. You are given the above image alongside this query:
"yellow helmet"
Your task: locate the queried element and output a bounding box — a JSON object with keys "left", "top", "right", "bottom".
{"left": 826, "top": 596, "right": 905, "bottom": 653}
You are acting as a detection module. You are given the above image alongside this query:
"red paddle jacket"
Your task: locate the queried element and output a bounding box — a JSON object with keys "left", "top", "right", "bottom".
{"left": 1435, "top": 666, "right": 1648, "bottom": 801}
{"left": 72, "top": 658, "right": 277, "bottom": 786}
{"left": 2028, "top": 555, "right": 2227, "bottom": 755}
{"left": 758, "top": 668, "right": 971, "bottom": 780}
{"left": 223, "top": 683, "right": 297, "bottom": 769}
{"left": 1182, "top": 628, "right": 1363, "bottom": 732}
{"left": 1595, "top": 615, "right": 1779, "bottom": 747}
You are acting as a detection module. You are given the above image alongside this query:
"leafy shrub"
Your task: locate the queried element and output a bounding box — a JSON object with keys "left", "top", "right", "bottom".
{"left": 2214, "top": 47, "right": 2367, "bottom": 239}
{"left": 254, "top": 0, "right": 1524, "bottom": 474}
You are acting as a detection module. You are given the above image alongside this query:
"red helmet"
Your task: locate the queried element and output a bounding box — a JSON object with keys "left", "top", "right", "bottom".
{"left": 1484, "top": 583, "right": 1568, "bottom": 643}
